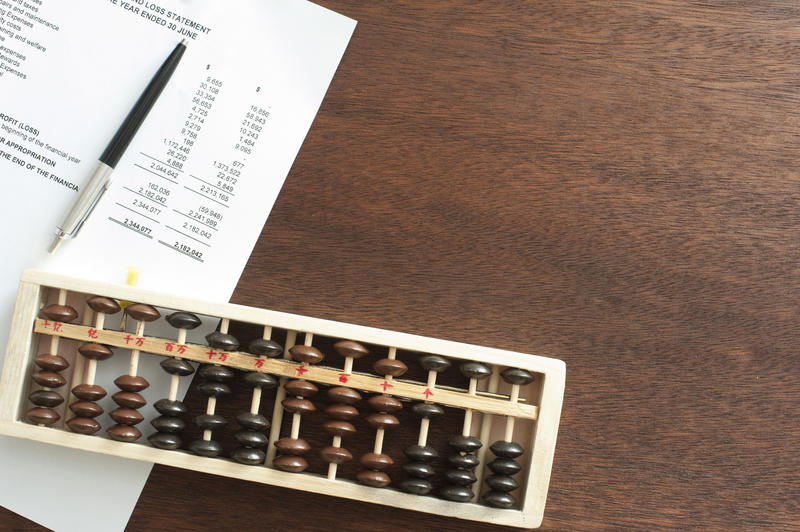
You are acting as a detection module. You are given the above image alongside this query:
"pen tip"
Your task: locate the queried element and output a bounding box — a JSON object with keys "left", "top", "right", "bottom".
{"left": 48, "top": 235, "right": 64, "bottom": 254}
{"left": 180, "top": 38, "right": 188, "bottom": 46}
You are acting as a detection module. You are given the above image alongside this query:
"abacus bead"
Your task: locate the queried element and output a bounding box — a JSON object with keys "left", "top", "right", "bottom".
{"left": 195, "top": 413, "right": 228, "bottom": 430}
{"left": 32, "top": 371, "right": 66, "bottom": 388}
{"left": 404, "top": 445, "right": 437, "bottom": 463}
{"left": 78, "top": 343, "right": 113, "bottom": 360}
{"left": 205, "top": 331, "right": 240, "bottom": 351}
{"left": 448, "top": 453, "right": 479, "bottom": 469}
{"left": 288, "top": 345, "right": 324, "bottom": 364}
{"left": 412, "top": 403, "right": 444, "bottom": 419}
{"left": 357, "top": 470, "right": 391, "bottom": 488}
{"left": 247, "top": 338, "right": 283, "bottom": 357}
{"left": 359, "top": 453, "right": 393, "bottom": 470}
{"left": 401, "top": 478, "right": 433, "bottom": 495}
{"left": 449, "top": 435, "right": 483, "bottom": 453}
{"left": 322, "top": 420, "right": 356, "bottom": 437}
{"left": 365, "top": 412, "right": 399, "bottom": 429}
{"left": 273, "top": 455, "right": 308, "bottom": 472}
{"left": 373, "top": 358, "right": 407, "bottom": 377}
{"left": 71, "top": 384, "right": 107, "bottom": 401}
{"left": 486, "top": 475, "right": 519, "bottom": 492}
{"left": 39, "top": 304, "right": 78, "bottom": 322}
{"left": 328, "top": 386, "right": 361, "bottom": 404}
{"left": 198, "top": 364, "right": 235, "bottom": 381}
{"left": 367, "top": 395, "right": 402, "bottom": 413}
{"left": 482, "top": 492, "right": 515, "bottom": 509}
{"left": 445, "top": 469, "right": 478, "bottom": 486}
{"left": 403, "top": 462, "right": 435, "bottom": 478}
{"left": 26, "top": 407, "right": 59, "bottom": 425}
{"left": 189, "top": 439, "right": 223, "bottom": 457}
{"left": 110, "top": 408, "right": 144, "bottom": 425}
{"left": 320, "top": 446, "right": 352, "bottom": 464}
{"left": 490, "top": 440, "right": 524, "bottom": 458}
{"left": 29, "top": 390, "right": 64, "bottom": 407}
{"left": 284, "top": 379, "right": 318, "bottom": 397}
{"left": 166, "top": 311, "right": 201, "bottom": 329}
{"left": 460, "top": 361, "right": 491, "bottom": 380}
{"left": 231, "top": 447, "right": 266, "bottom": 465}
{"left": 67, "top": 417, "right": 100, "bottom": 434}
{"left": 242, "top": 372, "right": 277, "bottom": 389}
{"left": 154, "top": 398, "right": 187, "bottom": 416}
{"left": 34, "top": 353, "right": 69, "bottom": 372}
{"left": 274, "top": 437, "right": 311, "bottom": 455}
{"left": 500, "top": 367, "right": 534, "bottom": 386}
{"left": 198, "top": 382, "right": 231, "bottom": 396}
{"left": 125, "top": 303, "right": 160, "bottom": 322}
{"left": 440, "top": 486, "right": 474, "bottom": 502}
{"left": 151, "top": 416, "right": 186, "bottom": 433}
{"left": 114, "top": 375, "right": 149, "bottom": 392}
{"left": 148, "top": 432, "right": 182, "bottom": 449}
{"left": 282, "top": 397, "right": 315, "bottom": 415}
{"left": 86, "top": 296, "right": 121, "bottom": 314}
{"left": 107, "top": 425, "right": 141, "bottom": 442}
{"left": 325, "top": 404, "right": 359, "bottom": 420}
{"left": 332, "top": 340, "right": 369, "bottom": 359}
{"left": 160, "top": 358, "right": 195, "bottom": 376}
{"left": 419, "top": 354, "right": 451, "bottom": 372}
{"left": 235, "top": 430, "right": 269, "bottom": 448}
{"left": 488, "top": 458, "right": 522, "bottom": 475}
{"left": 112, "top": 391, "right": 146, "bottom": 409}
{"left": 70, "top": 401, "right": 103, "bottom": 418}
{"left": 236, "top": 412, "right": 269, "bottom": 431}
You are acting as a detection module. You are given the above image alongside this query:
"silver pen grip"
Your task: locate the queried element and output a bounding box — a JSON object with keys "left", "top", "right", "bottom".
{"left": 55, "top": 162, "right": 114, "bottom": 238}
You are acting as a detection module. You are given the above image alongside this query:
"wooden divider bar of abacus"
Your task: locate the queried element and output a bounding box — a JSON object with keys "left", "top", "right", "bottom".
{"left": 0, "top": 270, "right": 566, "bottom": 529}
{"left": 32, "top": 319, "right": 540, "bottom": 420}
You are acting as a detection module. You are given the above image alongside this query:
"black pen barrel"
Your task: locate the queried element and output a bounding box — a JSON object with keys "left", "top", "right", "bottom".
{"left": 100, "top": 40, "right": 186, "bottom": 168}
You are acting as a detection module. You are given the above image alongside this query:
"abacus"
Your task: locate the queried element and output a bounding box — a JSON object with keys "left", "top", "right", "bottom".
{"left": 0, "top": 270, "right": 565, "bottom": 528}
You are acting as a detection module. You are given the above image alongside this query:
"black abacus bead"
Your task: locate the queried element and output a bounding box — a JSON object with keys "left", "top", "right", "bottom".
{"left": 400, "top": 478, "right": 433, "bottom": 495}
{"left": 448, "top": 452, "right": 480, "bottom": 470}
{"left": 445, "top": 468, "right": 478, "bottom": 486}
{"left": 404, "top": 445, "right": 438, "bottom": 463}
{"left": 460, "top": 361, "right": 491, "bottom": 380}
{"left": 29, "top": 390, "right": 64, "bottom": 407}
{"left": 195, "top": 413, "right": 227, "bottom": 430}
{"left": 412, "top": 403, "right": 445, "bottom": 419}
{"left": 242, "top": 372, "right": 277, "bottom": 389}
{"left": 189, "top": 439, "right": 223, "bottom": 457}
{"left": 160, "top": 358, "right": 195, "bottom": 376}
{"left": 403, "top": 462, "right": 435, "bottom": 478}
{"left": 419, "top": 354, "right": 451, "bottom": 372}
{"left": 166, "top": 312, "right": 202, "bottom": 330}
{"left": 490, "top": 440, "right": 524, "bottom": 458}
{"left": 440, "top": 485, "right": 474, "bottom": 502}
{"left": 236, "top": 412, "right": 270, "bottom": 431}
{"left": 198, "top": 382, "right": 231, "bottom": 396}
{"left": 153, "top": 399, "right": 187, "bottom": 416}
{"left": 151, "top": 416, "right": 185, "bottom": 433}
{"left": 148, "top": 432, "right": 182, "bottom": 450}
{"left": 205, "top": 331, "right": 240, "bottom": 351}
{"left": 482, "top": 491, "right": 515, "bottom": 509}
{"left": 488, "top": 458, "right": 522, "bottom": 476}
{"left": 235, "top": 430, "right": 269, "bottom": 448}
{"left": 198, "top": 365, "right": 235, "bottom": 381}
{"left": 449, "top": 435, "right": 482, "bottom": 453}
{"left": 231, "top": 447, "right": 265, "bottom": 465}
{"left": 500, "top": 367, "right": 534, "bottom": 385}
{"left": 247, "top": 338, "right": 283, "bottom": 357}
{"left": 486, "top": 474, "right": 519, "bottom": 492}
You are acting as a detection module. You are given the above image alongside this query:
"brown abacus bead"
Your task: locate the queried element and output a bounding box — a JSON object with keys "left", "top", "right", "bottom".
{"left": 320, "top": 446, "right": 353, "bottom": 464}
{"left": 32, "top": 371, "right": 66, "bottom": 388}
{"left": 367, "top": 395, "right": 403, "bottom": 413}
{"left": 288, "top": 345, "right": 324, "bottom": 364}
{"left": 78, "top": 343, "right": 113, "bottom": 360}
{"left": 26, "top": 407, "right": 59, "bottom": 425}
{"left": 107, "top": 426, "right": 141, "bottom": 442}
{"left": 114, "top": 375, "right": 149, "bottom": 392}
{"left": 356, "top": 470, "right": 391, "bottom": 488}
{"left": 71, "top": 384, "right": 107, "bottom": 401}
{"left": 205, "top": 331, "right": 240, "bottom": 351}
{"left": 274, "top": 437, "right": 311, "bottom": 455}
{"left": 284, "top": 380, "right": 318, "bottom": 397}
{"left": 29, "top": 390, "right": 64, "bottom": 407}
{"left": 70, "top": 401, "right": 103, "bottom": 418}
{"left": 373, "top": 358, "right": 408, "bottom": 377}
{"left": 332, "top": 340, "right": 369, "bottom": 359}
{"left": 39, "top": 304, "right": 78, "bottom": 323}
{"left": 323, "top": 421, "right": 357, "bottom": 437}
{"left": 125, "top": 303, "right": 160, "bottom": 322}
{"left": 327, "top": 387, "right": 361, "bottom": 405}
{"left": 282, "top": 397, "right": 315, "bottom": 415}
{"left": 165, "top": 311, "right": 202, "bottom": 330}
{"left": 273, "top": 455, "right": 308, "bottom": 473}
{"left": 110, "top": 408, "right": 144, "bottom": 425}
{"left": 67, "top": 418, "right": 101, "bottom": 435}
{"left": 325, "top": 404, "right": 359, "bottom": 420}
{"left": 247, "top": 338, "right": 283, "bottom": 357}
{"left": 112, "top": 391, "right": 146, "bottom": 409}
{"left": 365, "top": 413, "right": 400, "bottom": 429}
{"left": 360, "top": 452, "right": 394, "bottom": 470}
{"left": 86, "top": 296, "right": 121, "bottom": 314}
{"left": 34, "top": 353, "right": 69, "bottom": 372}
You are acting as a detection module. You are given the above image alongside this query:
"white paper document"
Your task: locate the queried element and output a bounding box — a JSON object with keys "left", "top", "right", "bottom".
{"left": 0, "top": 1, "right": 355, "bottom": 530}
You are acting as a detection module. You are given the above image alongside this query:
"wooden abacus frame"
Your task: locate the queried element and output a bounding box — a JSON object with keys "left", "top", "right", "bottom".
{"left": 0, "top": 270, "right": 565, "bottom": 528}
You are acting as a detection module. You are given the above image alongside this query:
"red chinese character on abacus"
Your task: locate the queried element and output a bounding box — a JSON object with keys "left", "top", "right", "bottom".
{"left": 380, "top": 380, "right": 393, "bottom": 392}
{"left": 54, "top": 323, "right": 63, "bottom": 332}
{"left": 42, "top": 320, "right": 51, "bottom": 329}
{"left": 296, "top": 365, "right": 308, "bottom": 376}
{"left": 87, "top": 327, "right": 98, "bottom": 339}
{"left": 423, "top": 388, "right": 434, "bottom": 399}
{"left": 338, "top": 373, "right": 350, "bottom": 384}
{"left": 135, "top": 337, "right": 144, "bottom": 347}
{"left": 124, "top": 334, "right": 133, "bottom": 344}
{"left": 165, "top": 342, "right": 175, "bottom": 352}
{"left": 177, "top": 345, "right": 187, "bottom": 355}
{"left": 207, "top": 349, "right": 217, "bottom": 360}
{"left": 219, "top": 352, "right": 228, "bottom": 362}
{"left": 255, "top": 359, "right": 264, "bottom": 368}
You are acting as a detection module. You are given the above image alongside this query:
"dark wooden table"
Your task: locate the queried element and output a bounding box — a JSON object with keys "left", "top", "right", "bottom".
{"left": 4, "top": 1, "right": 800, "bottom": 530}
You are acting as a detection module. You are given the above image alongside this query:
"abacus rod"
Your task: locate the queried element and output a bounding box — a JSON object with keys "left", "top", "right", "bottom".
{"left": 63, "top": 301, "right": 92, "bottom": 428}
{"left": 265, "top": 330, "right": 297, "bottom": 466}
{"left": 473, "top": 365, "right": 501, "bottom": 502}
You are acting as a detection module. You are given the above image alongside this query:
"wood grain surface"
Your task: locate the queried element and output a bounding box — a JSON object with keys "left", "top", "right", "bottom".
{"left": 3, "top": 1, "right": 800, "bottom": 530}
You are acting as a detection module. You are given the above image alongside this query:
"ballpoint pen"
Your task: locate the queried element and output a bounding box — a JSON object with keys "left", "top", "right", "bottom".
{"left": 48, "top": 39, "right": 187, "bottom": 253}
